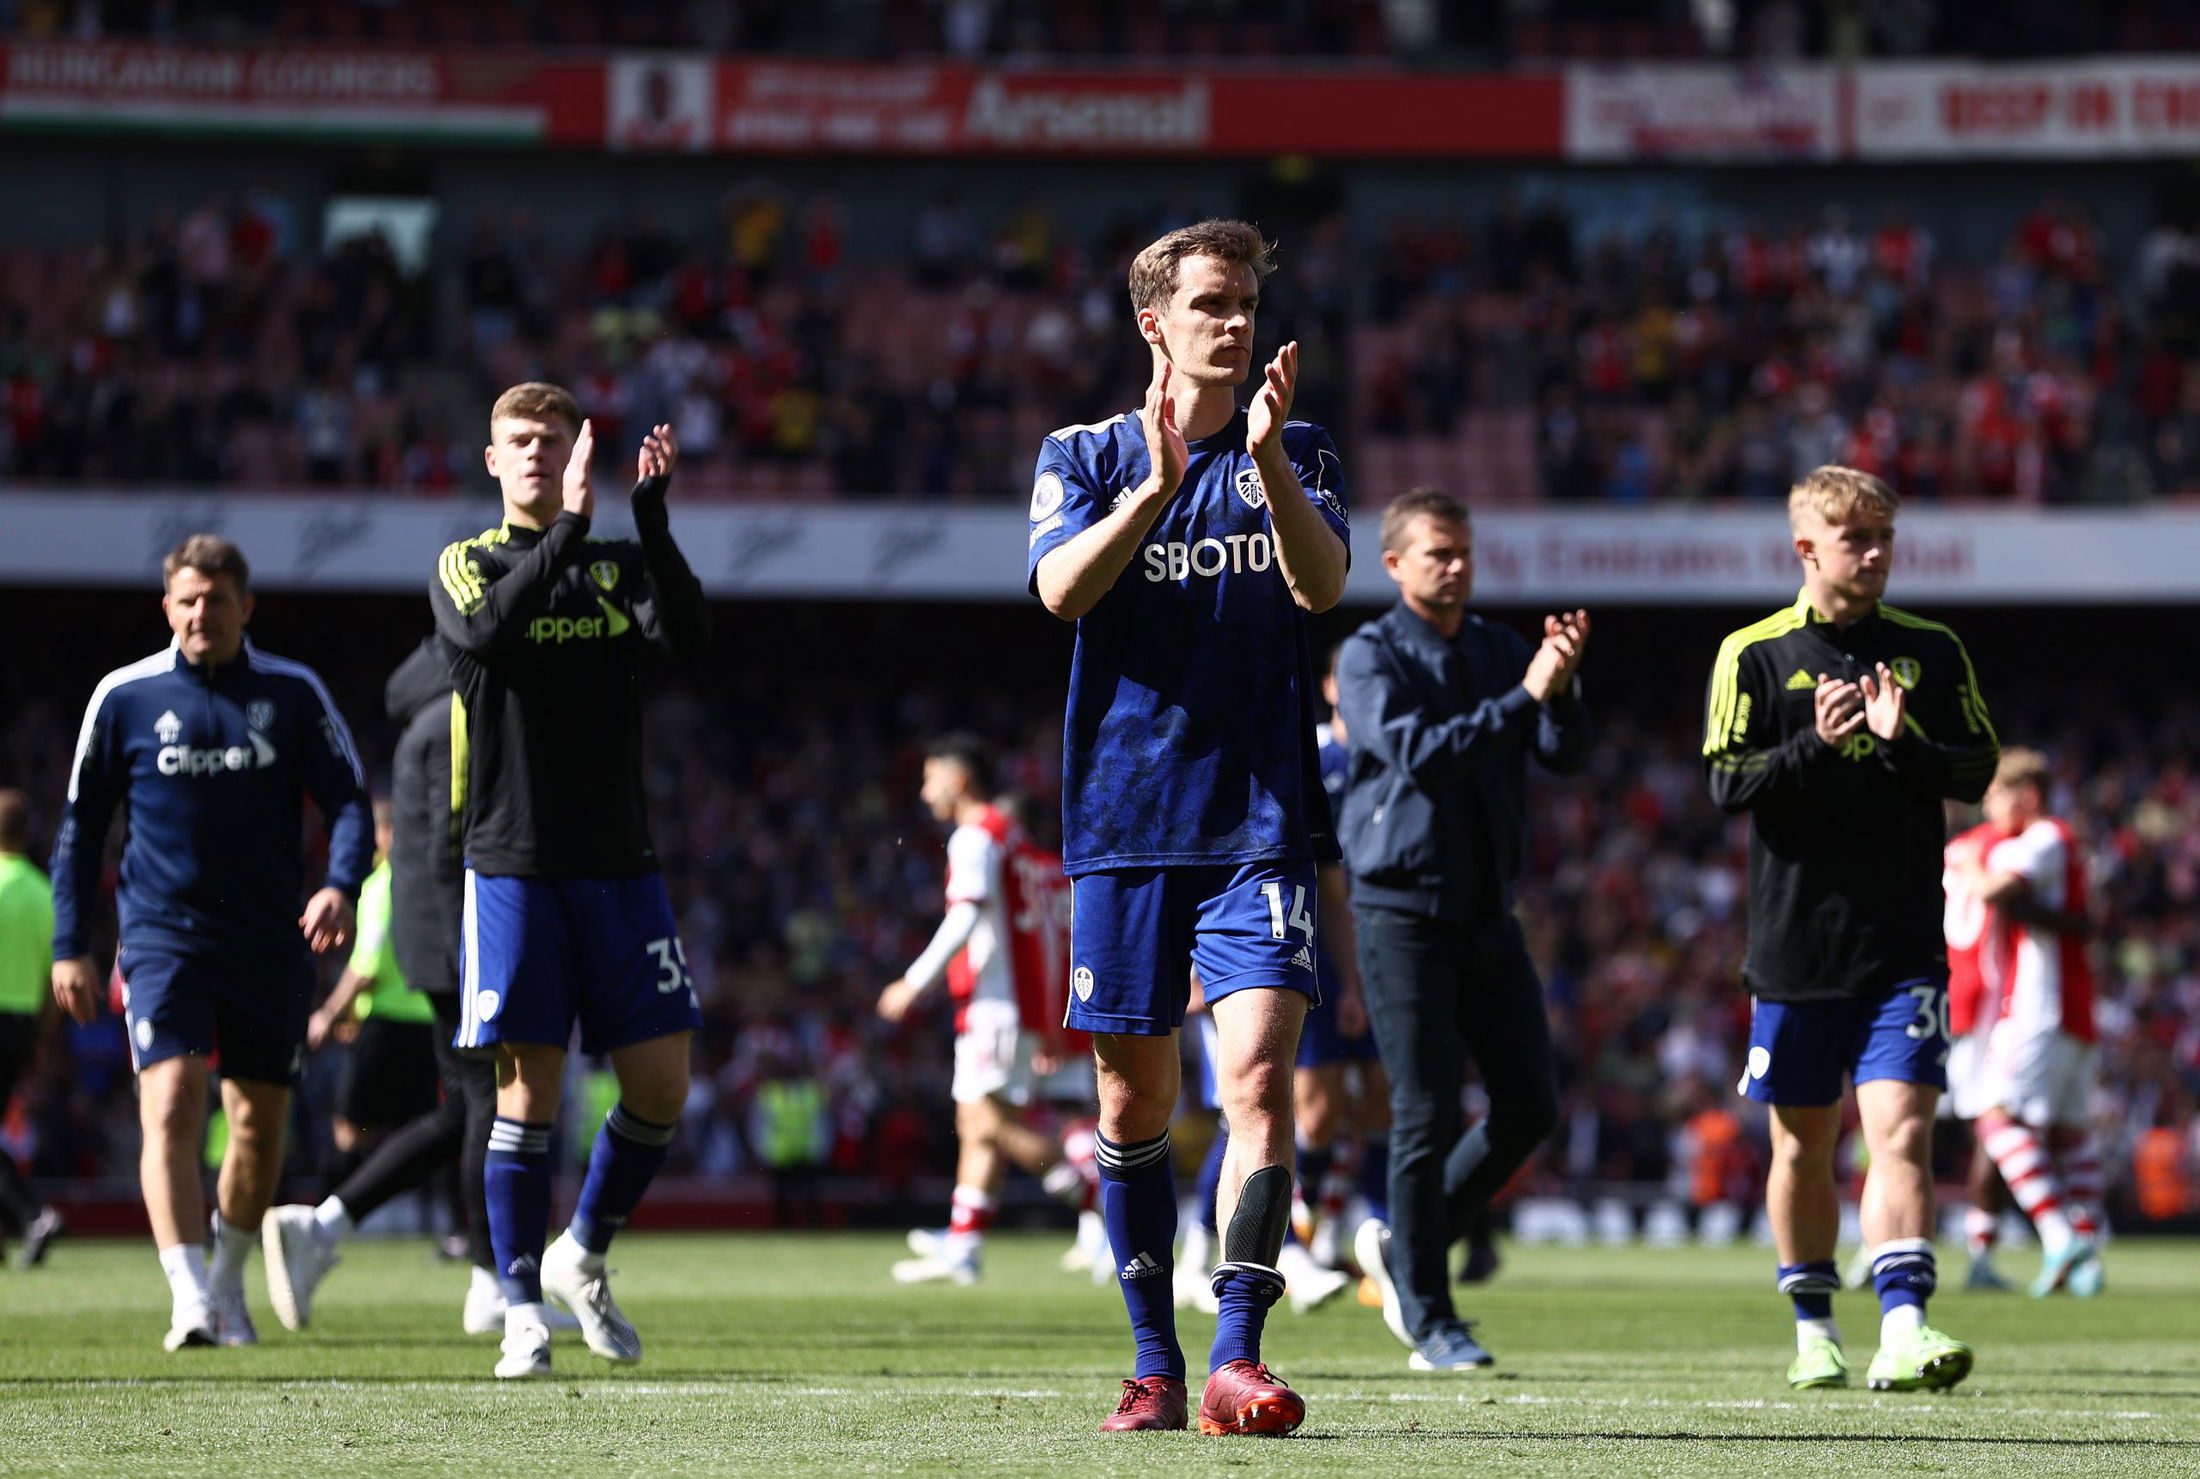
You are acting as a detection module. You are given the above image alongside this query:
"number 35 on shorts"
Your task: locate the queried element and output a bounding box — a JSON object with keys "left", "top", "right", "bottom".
{"left": 647, "top": 936, "right": 698, "bottom": 1006}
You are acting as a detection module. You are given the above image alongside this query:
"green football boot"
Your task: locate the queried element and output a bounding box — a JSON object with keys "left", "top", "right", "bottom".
{"left": 1787, "top": 1331, "right": 1849, "bottom": 1389}
{"left": 1866, "top": 1324, "right": 1974, "bottom": 1391}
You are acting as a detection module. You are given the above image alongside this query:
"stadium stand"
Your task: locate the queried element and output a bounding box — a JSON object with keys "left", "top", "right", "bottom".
{"left": 9, "top": 185, "right": 2200, "bottom": 503}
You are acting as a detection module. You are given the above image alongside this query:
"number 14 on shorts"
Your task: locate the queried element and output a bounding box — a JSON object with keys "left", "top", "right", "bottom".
{"left": 1260, "top": 881, "right": 1315, "bottom": 944}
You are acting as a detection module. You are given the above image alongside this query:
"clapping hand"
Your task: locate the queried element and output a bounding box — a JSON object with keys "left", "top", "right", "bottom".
{"left": 1138, "top": 359, "right": 1188, "bottom": 499}
{"left": 1858, "top": 662, "right": 1907, "bottom": 741}
{"left": 1523, "top": 609, "right": 1591, "bottom": 702}
{"left": 637, "top": 422, "right": 679, "bottom": 487}
{"left": 1247, "top": 341, "right": 1298, "bottom": 468}
{"left": 563, "top": 418, "right": 596, "bottom": 520}
{"left": 1814, "top": 674, "right": 1866, "bottom": 748}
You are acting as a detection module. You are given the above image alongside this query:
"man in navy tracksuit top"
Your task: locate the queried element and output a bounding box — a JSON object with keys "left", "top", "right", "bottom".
{"left": 49, "top": 535, "right": 371, "bottom": 1352}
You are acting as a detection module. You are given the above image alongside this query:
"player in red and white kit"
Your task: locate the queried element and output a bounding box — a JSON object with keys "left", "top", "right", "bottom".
{"left": 1947, "top": 748, "right": 2104, "bottom": 1298}
{"left": 878, "top": 733, "right": 1090, "bottom": 1284}
{"left": 1943, "top": 812, "right": 2015, "bottom": 1288}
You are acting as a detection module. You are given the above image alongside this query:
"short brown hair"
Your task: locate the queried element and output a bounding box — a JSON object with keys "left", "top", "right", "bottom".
{"left": 1992, "top": 746, "right": 2051, "bottom": 796}
{"left": 1789, "top": 465, "right": 1898, "bottom": 532}
{"left": 163, "top": 534, "right": 250, "bottom": 592}
{"left": 490, "top": 381, "right": 582, "bottom": 435}
{"left": 1379, "top": 486, "right": 1470, "bottom": 554}
{"left": 1128, "top": 218, "right": 1277, "bottom": 313}
{"left": 0, "top": 789, "right": 27, "bottom": 853}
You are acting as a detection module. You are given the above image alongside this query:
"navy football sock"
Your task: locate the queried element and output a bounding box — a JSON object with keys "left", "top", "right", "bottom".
{"left": 485, "top": 1118, "right": 552, "bottom": 1305}
{"left": 1358, "top": 1133, "right": 1390, "bottom": 1223}
{"left": 1778, "top": 1259, "right": 1841, "bottom": 1321}
{"left": 1210, "top": 1165, "right": 1291, "bottom": 1370}
{"left": 1870, "top": 1239, "right": 1936, "bottom": 1317}
{"left": 570, "top": 1104, "right": 676, "bottom": 1255}
{"left": 1098, "top": 1130, "right": 1183, "bottom": 1381}
{"left": 1193, "top": 1124, "right": 1229, "bottom": 1233}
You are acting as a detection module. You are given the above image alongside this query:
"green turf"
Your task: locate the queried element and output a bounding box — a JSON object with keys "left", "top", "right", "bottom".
{"left": 4, "top": 1233, "right": 2196, "bottom": 1476}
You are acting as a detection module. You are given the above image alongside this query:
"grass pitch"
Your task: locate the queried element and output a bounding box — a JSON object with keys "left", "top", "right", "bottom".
{"left": 3, "top": 1232, "right": 2196, "bottom": 1476}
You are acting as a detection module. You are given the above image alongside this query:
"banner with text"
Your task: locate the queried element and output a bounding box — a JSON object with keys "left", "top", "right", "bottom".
{"left": 1564, "top": 62, "right": 1840, "bottom": 161}
{"left": 2, "top": 493, "right": 2190, "bottom": 605}
{"left": 1855, "top": 58, "right": 2200, "bottom": 158}
{"left": 0, "top": 41, "right": 599, "bottom": 141}
{"left": 667, "top": 59, "right": 1563, "bottom": 157}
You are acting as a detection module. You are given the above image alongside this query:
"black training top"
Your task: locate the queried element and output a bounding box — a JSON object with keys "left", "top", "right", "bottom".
{"left": 428, "top": 478, "right": 709, "bottom": 878}
{"left": 1702, "top": 590, "right": 1998, "bottom": 1003}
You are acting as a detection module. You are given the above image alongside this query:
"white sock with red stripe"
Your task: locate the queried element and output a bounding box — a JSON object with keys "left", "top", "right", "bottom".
{"left": 1962, "top": 1206, "right": 1999, "bottom": 1257}
{"left": 2058, "top": 1135, "right": 2105, "bottom": 1240}
{"left": 946, "top": 1186, "right": 996, "bottom": 1252}
{"left": 1319, "top": 1137, "right": 1358, "bottom": 1224}
{"left": 1981, "top": 1118, "right": 2074, "bottom": 1250}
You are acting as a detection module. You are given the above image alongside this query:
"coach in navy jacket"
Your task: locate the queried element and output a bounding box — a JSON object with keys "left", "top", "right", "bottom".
{"left": 48, "top": 534, "right": 369, "bottom": 1350}
{"left": 1332, "top": 488, "right": 1590, "bottom": 1373}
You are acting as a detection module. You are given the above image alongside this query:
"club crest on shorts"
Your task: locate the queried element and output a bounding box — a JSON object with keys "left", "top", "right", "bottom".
{"left": 1072, "top": 966, "right": 1095, "bottom": 1002}
{"left": 247, "top": 699, "right": 275, "bottom": 731}
{"left": 1890, "top": 657, "right": 1921, "bottom": 690}
{"left": 589, "top": 559, "right": 621, "bottom": 592}
{"left": 1234, "top": 465, "right": 1267, "bottom": 509}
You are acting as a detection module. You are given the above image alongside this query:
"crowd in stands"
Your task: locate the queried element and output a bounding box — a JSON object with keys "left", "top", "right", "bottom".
{"left": 13, "top": 0, "right": 2200, "bottom": 62}
{"left": 1362, "top": 194, "right": 2168, "bottom": 505}
{"left": 12, "top": 179, "right": 2200, "bottom": 504}
{"left": 3, "top": 602, "right": 2195, "bottom": 1227}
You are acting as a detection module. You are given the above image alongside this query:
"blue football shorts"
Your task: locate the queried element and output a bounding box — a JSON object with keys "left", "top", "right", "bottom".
{"left": 1066, "top": 860, "right": 1323, "bottom": 1037}
{"left": 1737, "top": 977, "right": 1951, "bottom": 1108}
{"left": 455, "top": 870, "right": 702, "bottom": 1056}
{"left": 118, "top": 943, "right": 314, "bottom": 1085}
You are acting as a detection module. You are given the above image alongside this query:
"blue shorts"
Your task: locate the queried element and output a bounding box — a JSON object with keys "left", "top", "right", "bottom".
{"left": 1067, "top": 861, "right": 1323, "bottom": 1036}
{"left": 455, "top": 870, "right": 702, "bottom": 1056}
{"left": 1296, "top": 948, "right": 1379, "bottom": 1069}
{"left": 1738, "top": 978, "right": 1951, "bottom": 1108}
{"left": 118, "top": 945, "right": 313, "bottom": 1085}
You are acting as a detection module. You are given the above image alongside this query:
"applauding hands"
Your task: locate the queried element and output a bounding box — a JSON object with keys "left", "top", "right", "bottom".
{"left": 1524, "top": 610, "right": 1591, "bottom": 703}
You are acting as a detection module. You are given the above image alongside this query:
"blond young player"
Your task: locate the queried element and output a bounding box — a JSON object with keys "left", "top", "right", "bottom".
{"left": 1703, "top": 466, "right": 1997, "bottom": 1392}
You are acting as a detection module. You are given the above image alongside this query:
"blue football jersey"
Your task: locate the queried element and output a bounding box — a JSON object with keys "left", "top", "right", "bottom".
{"left": 1027, "top": 407, "right": 1348, "bottom": 875}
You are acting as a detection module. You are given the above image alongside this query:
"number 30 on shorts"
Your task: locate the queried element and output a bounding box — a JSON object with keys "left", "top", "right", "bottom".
{"left": 1903, "top": 982, "right": 1952, "bottom": 1044}
{"left": 1259, "top": 881, "right": 1315, "bottom": 945}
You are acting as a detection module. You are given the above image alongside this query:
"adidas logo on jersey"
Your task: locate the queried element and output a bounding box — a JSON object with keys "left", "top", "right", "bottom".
{"left": 1119, "top": 1252, "right": 1163, "bottom": 1280}
{"left": 1785, "top": 668, "right": 1817, "bottom": 690}
{"left": 1291, "top": 946, "right": 1314, "bottom": 972}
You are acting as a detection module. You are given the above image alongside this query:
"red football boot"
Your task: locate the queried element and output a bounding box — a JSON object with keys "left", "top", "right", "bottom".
{"left": 1197, "top": 1359, "right": 1305, "bottom": 1436}
{"left": 1100, "top": 1375, "right": 1188, "bottom": 1432}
